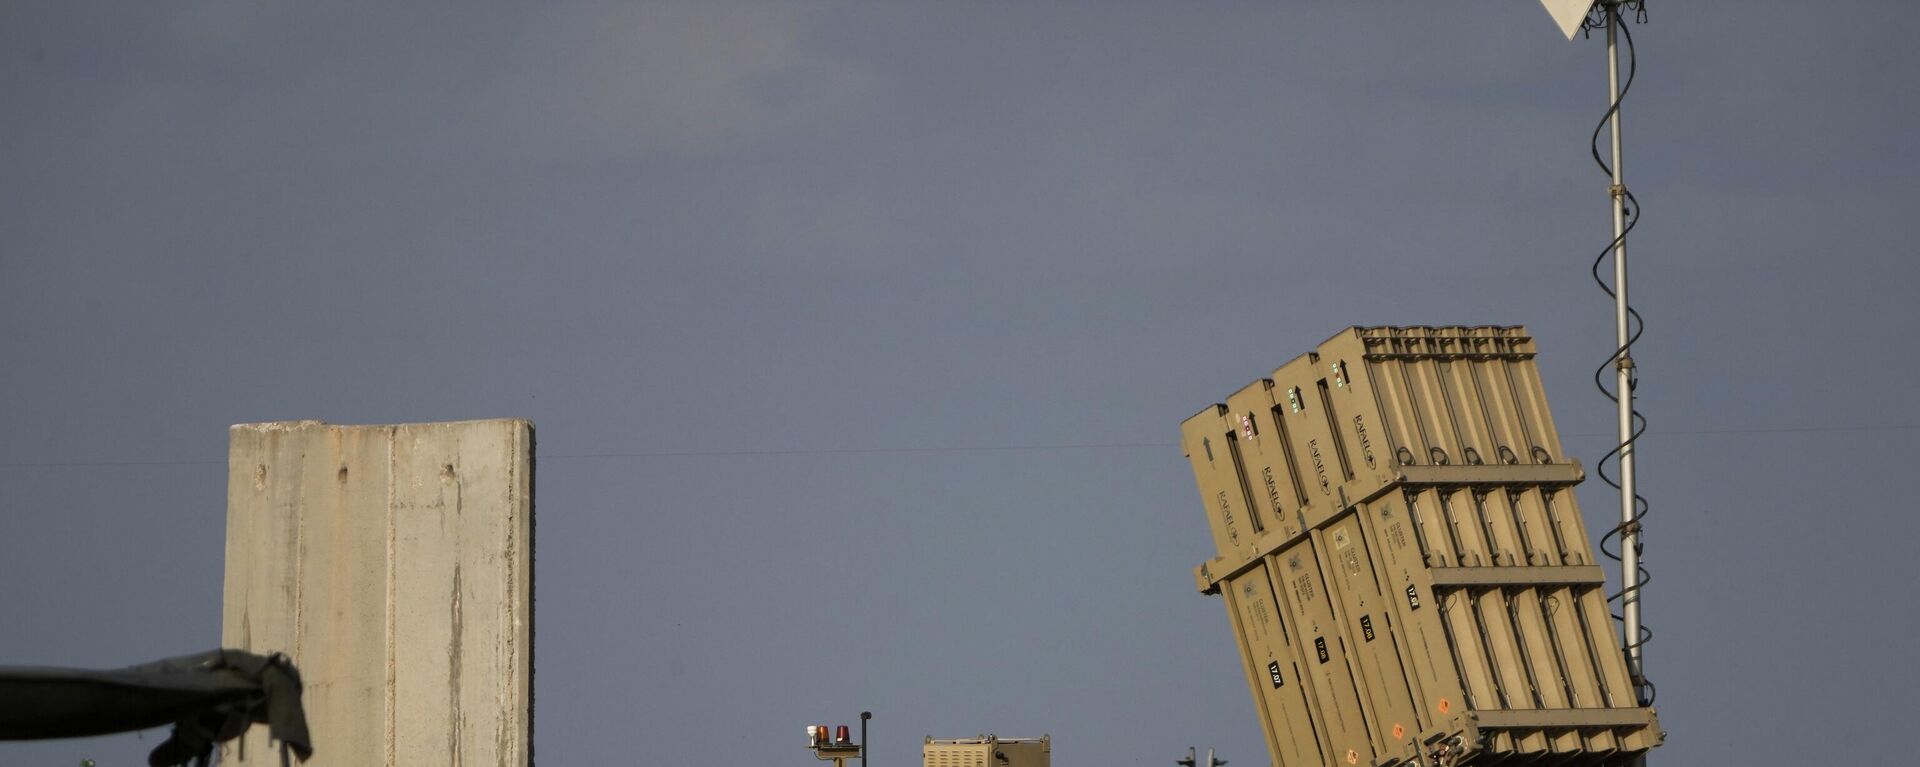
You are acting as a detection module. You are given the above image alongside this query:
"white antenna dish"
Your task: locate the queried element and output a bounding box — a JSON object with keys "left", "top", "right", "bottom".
{"left": 1540, "top": 0, "right": 1598, "bottom": 40}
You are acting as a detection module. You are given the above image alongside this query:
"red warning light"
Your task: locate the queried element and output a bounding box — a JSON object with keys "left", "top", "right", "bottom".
{"left": 836, "top": 725, "right": 851, "bottom": 744}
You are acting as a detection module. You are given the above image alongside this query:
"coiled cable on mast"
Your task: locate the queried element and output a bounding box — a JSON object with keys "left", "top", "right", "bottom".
{"left": 1583, "top": 0, "right": 1657, "bottom": 708}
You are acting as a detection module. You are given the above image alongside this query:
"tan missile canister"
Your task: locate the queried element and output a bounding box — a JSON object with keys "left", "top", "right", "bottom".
{"left": 1183, "top": 327, "right": 1660, "bottom": 767}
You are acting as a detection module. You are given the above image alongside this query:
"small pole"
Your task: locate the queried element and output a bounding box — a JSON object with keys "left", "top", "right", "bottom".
{"left": 861, "top": 711, "right": 872, "bottom": 767}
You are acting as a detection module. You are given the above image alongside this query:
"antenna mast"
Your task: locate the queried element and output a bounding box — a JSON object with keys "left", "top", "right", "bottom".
{"left": 1539, "top": 0, "right": 1653, "bottom": 710}
{"left": 1599, "top": 0, "right": 1646, "bottom": 701}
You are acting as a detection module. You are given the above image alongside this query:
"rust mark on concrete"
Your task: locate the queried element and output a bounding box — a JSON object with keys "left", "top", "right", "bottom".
{"left": 449, "top": 562, "right": 464, "bottom": 767}
{"left": 289, "top": 439, "right": 306, "bottom": 663}
{"left": 384, "top": 437, "right": 398, "bottom": 767}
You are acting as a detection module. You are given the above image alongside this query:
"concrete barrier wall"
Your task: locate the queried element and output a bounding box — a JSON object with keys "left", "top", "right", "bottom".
{"left": 222, "top": 420, "right": 533, "bottom": 766}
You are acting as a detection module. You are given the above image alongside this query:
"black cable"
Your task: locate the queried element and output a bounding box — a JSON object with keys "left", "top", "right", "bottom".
{"left": 1584, "top": 1, "right": 1656, "bottom": 707}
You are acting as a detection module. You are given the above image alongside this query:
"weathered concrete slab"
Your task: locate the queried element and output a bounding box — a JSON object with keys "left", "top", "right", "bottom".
{"left": 221, "top": 420, "right": 533, "bottom": 766}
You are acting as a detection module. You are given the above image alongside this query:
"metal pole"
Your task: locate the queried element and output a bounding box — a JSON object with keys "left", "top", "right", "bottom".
{"left": 1604, "top": 2, "right": 1643, "bottom": 689}
{"left": 860, "top": 711, "right": 871, "bottom": 767}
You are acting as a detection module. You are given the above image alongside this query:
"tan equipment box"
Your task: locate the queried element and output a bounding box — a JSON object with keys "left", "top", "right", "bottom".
{"left": 924, "top": 735, "right": 1050, "bottom": 767}
{"left": 1182, "top": 327, "right": 1661, "bottom": 767}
